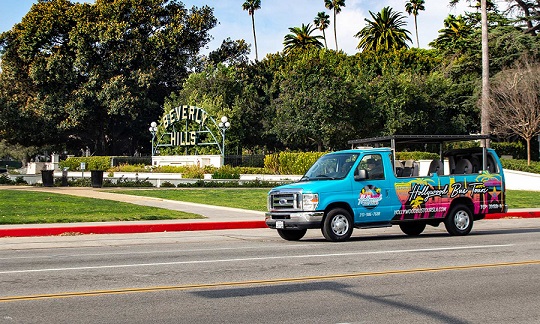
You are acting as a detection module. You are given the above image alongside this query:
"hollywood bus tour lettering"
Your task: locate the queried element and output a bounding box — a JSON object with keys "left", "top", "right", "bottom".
{"left": 407, "top": 181, "right": 490, "bottom": 203}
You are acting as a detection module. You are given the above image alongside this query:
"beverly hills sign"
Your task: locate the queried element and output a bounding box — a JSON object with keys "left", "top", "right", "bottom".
{"left": 152, "top": 105, "right": 224, "bottom": 167}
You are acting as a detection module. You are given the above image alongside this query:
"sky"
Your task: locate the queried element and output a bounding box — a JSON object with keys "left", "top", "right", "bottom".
{"left": 0, "top": 0, "right": 493, "bottom": 61}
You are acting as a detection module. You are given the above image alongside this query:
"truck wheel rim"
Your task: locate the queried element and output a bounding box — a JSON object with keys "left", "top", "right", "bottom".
{"left": 331, "top": 215, "right": 349, "bottom": 235}
{"left": 454, "top": 210, "right": 470, "bottom": 231}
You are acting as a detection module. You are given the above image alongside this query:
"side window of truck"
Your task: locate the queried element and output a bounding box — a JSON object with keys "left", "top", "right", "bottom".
{"left": 359, "top": 154, "right": 384, "bottom": 180}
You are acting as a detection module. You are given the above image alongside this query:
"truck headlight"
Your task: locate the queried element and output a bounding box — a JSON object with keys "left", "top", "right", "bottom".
{"left": 302, "top": 194, "right": 319, "bottom": 211}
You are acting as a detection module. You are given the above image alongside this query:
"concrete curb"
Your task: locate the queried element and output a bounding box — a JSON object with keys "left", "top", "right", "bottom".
{"left": 1, "top": 211, "right": 539, "bottom": 238}
{"left": 0, "top": 220, "right": 268, "bottom": 238}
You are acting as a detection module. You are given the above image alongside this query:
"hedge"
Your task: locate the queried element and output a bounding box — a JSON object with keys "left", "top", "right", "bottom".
{"left": 501, "top": 159, "right": 540, "bottom": 174}
{"left": 59, "top": 156, "right": 111, "bottom": 171}
{"left": 264, "top": 152, "right": 326, "bottom": 175}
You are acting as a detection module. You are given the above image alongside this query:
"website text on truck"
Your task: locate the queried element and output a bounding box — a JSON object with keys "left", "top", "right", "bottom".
{"left": 265, "top": 135, "right": 507, "bottom": 242}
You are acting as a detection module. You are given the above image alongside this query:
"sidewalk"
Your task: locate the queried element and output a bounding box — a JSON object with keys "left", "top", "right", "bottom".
{"left": 1, "top": 186, "right": 539, "bottom": 238}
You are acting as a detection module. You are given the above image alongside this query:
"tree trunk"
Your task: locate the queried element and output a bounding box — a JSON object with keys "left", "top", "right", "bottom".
{"left": 333, "top": 10, "right": 338, "bottom": 51}
{"left": 251, "top": 14, "right": 258, "bottom": 61}
{"left": 526, "top": 137, "right": 531, "bottom": 166}
{"left": 414, "top": 15, "right": 419, "bottom": 48}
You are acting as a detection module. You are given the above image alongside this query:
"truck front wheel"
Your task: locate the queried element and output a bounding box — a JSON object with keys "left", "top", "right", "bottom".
{"left": 277, "top": 229, "right": 307, "bottom": 241}
{"left": 322, "top": 208, "right": 353, "bottom": 242}
{"left": 445, "top": 205, "right": 473, "bottom": 236}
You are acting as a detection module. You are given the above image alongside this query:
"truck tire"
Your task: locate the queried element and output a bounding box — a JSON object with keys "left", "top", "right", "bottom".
{"left": 322, "top": 208, "right": 353, "bottom": 242}
{"left": 445, "top": 205, "right": 473, "bottom": 236}
{"left": 399, "top": 222, "right": 426, "bottom": 236}
{"left": 277, "top": 229, "right": 307, "bottom": 241}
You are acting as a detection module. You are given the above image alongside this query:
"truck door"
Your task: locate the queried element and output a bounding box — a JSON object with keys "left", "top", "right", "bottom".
{"left": 351, "top": 153, "right": 399, "bottom": 224}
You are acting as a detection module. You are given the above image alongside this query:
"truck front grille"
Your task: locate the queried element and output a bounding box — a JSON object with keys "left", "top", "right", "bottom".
{"left": 269, "top": 192, "right": 300, "bottom": 211}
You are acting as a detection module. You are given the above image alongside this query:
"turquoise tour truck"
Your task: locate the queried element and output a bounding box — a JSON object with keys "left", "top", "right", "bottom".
{"left": 265, "top": 135, "right": 507, "bottom": 242}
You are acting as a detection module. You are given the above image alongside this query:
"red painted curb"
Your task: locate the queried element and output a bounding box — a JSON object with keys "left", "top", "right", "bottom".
{"left": 485, "top": 211, "right": 540, "bottom": 219}
{"left": 0, "top": 221, "right": 268, "bottom": 238}
{"left": 1, "top": 211, "right": 539, "bottom": 238}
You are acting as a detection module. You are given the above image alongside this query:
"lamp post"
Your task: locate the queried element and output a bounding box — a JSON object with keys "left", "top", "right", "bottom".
{"left": 218, "top": 116, "right": 231, "bottom": 166}
{"left": 148, "top": 121, "right": 157, "bottom": 156}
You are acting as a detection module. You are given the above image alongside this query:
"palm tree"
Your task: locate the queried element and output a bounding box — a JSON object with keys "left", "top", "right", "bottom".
{"left": 404, "top": 0, "right": 425, "bottom": 48}
{"left": 429, "top": 14, "right": 472, "bottom": 51}
{"left": 283, "top": 23, "right": 324, "bottom": 53}
{"left": 314, "top": 11, "right": 330, "bottom": 49}
{"left": 324, "top": 0, "right": 345, "bottom": 51}
{"left": 242, "top": 0, "right": 261, "bottom": 61}
{"left": 355, "top": 6, "right": 412, "bottom": 52}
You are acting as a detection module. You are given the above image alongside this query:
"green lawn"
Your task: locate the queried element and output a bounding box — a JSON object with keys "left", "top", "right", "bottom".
{"left": 0, "top": 188, "right": 538, "bottom": 225}
{"left": 115, "top": 188, "right": 540, "bottom": 211}
{"left": 0, "top": 190, "right": 202, "bottom": 224}
{"left": 114, "top": 188, "right": 270, "bottom": 211}
{"left": 505, "top": 190, "right": 540, "bottom": 208}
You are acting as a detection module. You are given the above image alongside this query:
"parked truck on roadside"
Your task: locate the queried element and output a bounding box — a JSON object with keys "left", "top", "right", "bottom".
{"left": 265, "top": 135, "right": 507, "bottom": 242}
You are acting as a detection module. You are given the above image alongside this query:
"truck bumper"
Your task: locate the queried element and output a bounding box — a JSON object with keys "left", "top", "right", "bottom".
{"left": 265, "top": 211, "right": 324, "bottom": 230}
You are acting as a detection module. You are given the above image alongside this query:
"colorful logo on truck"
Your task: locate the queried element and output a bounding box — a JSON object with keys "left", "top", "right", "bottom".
{"left": 393, "top": 172, "right": 504, "bottom": 220}
{"left": 358, "top": 185, "right": 382, "bottom": 209}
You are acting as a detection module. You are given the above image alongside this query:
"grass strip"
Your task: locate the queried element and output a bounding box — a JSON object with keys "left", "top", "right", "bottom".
{"left": 0, "top": 190, "right": 202, "bottom": 224}
{"left": 113, "top": 188, "right": 270, "bottom": 211}
{"left": 114, "top": 189, "right": 540, "bottom": 211}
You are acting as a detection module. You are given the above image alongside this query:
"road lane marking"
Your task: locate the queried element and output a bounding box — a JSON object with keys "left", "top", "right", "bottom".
{"left": 0, "top": 243, "right": 323, "bottom": 261}
{"left": 1, "top": 259, "right": 539, "bottom": 303}
{"left": 0, "top": 244, "right": 514, "bottom": 274}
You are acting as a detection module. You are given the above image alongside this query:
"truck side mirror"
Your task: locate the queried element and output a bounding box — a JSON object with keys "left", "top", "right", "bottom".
{"left": 354, "top": 169, "right": 367, "bottom": 181}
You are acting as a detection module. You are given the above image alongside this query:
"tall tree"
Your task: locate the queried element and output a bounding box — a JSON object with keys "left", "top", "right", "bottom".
{"left": 355, "top": 7, "right": 412, "bottom": 52}
{"left": 0, "top": 0, "right": 217, "bottom": 155}
{"left": 405, "top": 0, "right": 425, "bottom": 48}
{"left": 242, "top": 0, "right": 261, "bottom": 61}
{"left": 429, "top": 14, "right": 473, "bottom": 51}
{"left": 314, "top": 11, "right": 330, "bottom": 49}
{"left": 283, "top": 23, "right": 324, "bottom": 53}
{"left": 490, "top": 57, "right": 540, "bottom": 165}
{"left": 324, "top": 0, "right": 345, "bottom": 51}
{"left": 504, "top": 0, "right": 540, "bottom": 35}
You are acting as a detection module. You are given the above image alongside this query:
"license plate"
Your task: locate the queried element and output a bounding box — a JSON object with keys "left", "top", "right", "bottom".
{"left": 276, "top": 221, "right": 284, "bottom": 229}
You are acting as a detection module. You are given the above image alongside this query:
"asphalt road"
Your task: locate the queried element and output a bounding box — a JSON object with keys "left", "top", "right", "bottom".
{"left": 1, "top": 218, "right": 540, "bottom": 323}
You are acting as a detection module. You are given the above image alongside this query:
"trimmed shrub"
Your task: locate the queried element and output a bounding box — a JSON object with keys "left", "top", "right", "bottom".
{"left": 264, "top": 152, "right": 326, "bottom": 175}
{"left": 501, "top": 159, "right": 540, "bottom": 174}
{"left": 212, "top": 165, "right": 240, "bottom": 179}
{"left": 181, "top": 165, "right": 205, "bottom": 179}
{"left": 396, "top": 151, "right": 439, "bottom": 160}
{"left": 160, "top": 181, "right": 176, "bottom": 188}
{"left": 492, "top": 142, "right": 526, "bottom": 160}
{"left": 60, "top": 156, "right": 111, "bottom": 171}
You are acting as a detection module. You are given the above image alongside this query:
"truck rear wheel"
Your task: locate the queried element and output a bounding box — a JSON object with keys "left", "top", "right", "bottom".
{"left": 277, "top": 229, "right": 307, "bottom": 241}
{"left": 399, "top": 222, "right": 426, "bottom": 236}
{"left": 445, "top": 205, "right": 473, "bottom": 236}
{"left": 322, "top": 208, "right": 353, "bottom": 242}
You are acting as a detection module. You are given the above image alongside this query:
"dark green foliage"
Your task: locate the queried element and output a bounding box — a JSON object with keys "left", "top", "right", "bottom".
{"left": 212, "top": 165, "right": 240, "bottom": 179}
{"left": 501, "top": 159, "right": 540, "bottom": 174}
{"left": 160, "top": 181, "right": 176, "bottom": 188}
{"left": 0, "top": 0, "right": 217, "bottom": 155}
{"left": 492, "top": 142, "right": 526, "bottom": 160}
{"left": 104, "top": 178, "right": 153, "bottom": 187}
{"left": 59, "top": 156, "right": 111, "bottom": 171}
{"left": 175, "top": 179, "right": 291, "bottom": 188}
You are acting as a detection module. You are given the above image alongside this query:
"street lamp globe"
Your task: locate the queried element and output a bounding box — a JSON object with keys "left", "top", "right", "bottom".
{"left": 218, "top": 116, "right": 231, "bottom": 166}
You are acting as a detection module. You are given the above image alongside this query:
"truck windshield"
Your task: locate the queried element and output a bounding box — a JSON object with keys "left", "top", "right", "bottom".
{"left": 301, "top": 153, "right": 359, "bottom": 181}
